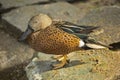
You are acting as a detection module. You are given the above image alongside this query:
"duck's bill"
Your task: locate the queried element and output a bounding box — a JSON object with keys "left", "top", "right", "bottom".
{"left": 18, "top": 27, "right": 33, "bottom": 41}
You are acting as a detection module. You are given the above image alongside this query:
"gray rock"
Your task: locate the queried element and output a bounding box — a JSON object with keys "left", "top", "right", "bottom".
{"left": 78, "top": 6, "right": 120, "bottom": 45}
{"left": 0, "top": 0, "right": 49, "bottom": 8}
{"left": 0, "top": 29, "right": 34, "bottom": 70}
{"left": 2, "top": 2, "right": 81, "bottom": 37}
{"left": 0, "top": 26, "right": 34, "bottom": 79}
{"left": 92, "top": 0, "right": 120, "bottom": 6}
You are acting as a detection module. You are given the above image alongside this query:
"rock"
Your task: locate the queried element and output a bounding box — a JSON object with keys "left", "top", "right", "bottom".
{"left": 0, "top": 29, "right": 34, "bottom": 70}
{"left": 25, "top": 49, "right": 120, "bottom": 80}
{"left": 78, "top": 6, "right": 120, "bottom": 45}
{"left": 1, "top": 2, "right": 81, "bottom": 37}
{"left": 91, "top": 0, "right": 120, "bottom": 6}
{"left": 0, "top": 0, "right": 49, "bottom": 9}
{"left": 0, "top": 27, "right": 34, "bottom": 80}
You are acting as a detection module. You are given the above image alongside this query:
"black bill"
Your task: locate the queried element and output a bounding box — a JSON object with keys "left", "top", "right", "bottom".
{"left": 18, "top": 26, "right": 33, "bottom": 41}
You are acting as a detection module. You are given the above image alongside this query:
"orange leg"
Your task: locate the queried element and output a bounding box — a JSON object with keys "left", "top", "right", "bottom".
{"left": 52, "top": 54, "right": 68, "bottom": 69}
{"left": 51, "top": 55, "right": 64, "bottom": 61}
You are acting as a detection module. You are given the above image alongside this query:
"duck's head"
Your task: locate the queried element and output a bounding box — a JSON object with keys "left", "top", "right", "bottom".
{"left": 18, "top": 14, "right": 52, "bottom": 41}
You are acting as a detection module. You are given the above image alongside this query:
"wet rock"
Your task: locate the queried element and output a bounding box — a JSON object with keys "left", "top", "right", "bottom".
{"left": 2, "top": 2, "right": 81, "bottom": 37}
{"left": 78, "top": 6, "right": 120, "bottom": 45}
{"left": 0, "top": 0, "right": 49, "bottom": 9}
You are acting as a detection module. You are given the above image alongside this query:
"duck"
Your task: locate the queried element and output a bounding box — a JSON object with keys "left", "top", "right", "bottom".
{"left": 19, "top": 14, "right": 111, "bottom": 69}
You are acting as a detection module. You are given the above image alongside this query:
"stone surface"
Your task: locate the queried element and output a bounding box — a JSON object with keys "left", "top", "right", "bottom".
{"left": 26, "top": 49, "right": 120, "bottom": 80}
{"left": 0, "top": 29, "right": 34, "bottom": 71}
{"left": 91, "top": 0, "right": 120, "bottom": 6}
{"left": 2, "top": 2, "right": 82, "bottom": 36}
{"left": 78, "top": 6, "right": 120, "bottom": 45}
{"left": 0, "top": 24, "right": 34, "bottom": 80}
{"left": 0, "top": 0, "right": 49, "bottom": 8}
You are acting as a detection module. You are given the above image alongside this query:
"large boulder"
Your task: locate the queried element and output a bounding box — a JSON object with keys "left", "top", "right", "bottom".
{"left": 25, "top": 49, "right": 120, "bottom": 80}
{"left": 78, "top": 6, "right": 120, "bottom": 45}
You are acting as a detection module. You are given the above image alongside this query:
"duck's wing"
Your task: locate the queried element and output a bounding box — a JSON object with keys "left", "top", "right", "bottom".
{"left": 55, "top": 21, "right": 112, "bottom": 49}
{"left": 57, "top": 21, "right": 98, "bottom": 34}
{"left": 55, "top": 21, "right": 98, "bottom": 39}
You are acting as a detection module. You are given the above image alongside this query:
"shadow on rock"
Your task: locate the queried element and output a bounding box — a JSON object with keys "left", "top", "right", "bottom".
{"left": 66, "top": 0, "right": 88, "bottom": 3}
{"left": 65, "top": 60, "right": 85, "bottom": 68}
{"left": 109, "top": 42, "right": 120, "bottom": 51}
{"left": 26, "top": 60, "right": 85, "bottom": 74}
{"left": 0, "top": 62, "right": 29, "bottom": 80}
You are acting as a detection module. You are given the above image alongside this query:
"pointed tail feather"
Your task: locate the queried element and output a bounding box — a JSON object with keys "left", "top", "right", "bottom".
{"left": 85, "top": 39, "right": 112, "bottom": 49}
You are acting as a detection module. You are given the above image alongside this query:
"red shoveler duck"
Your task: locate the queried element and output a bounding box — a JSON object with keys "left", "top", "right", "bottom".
{"left": 19, "top": 14, "right": 111, "bottom": 69}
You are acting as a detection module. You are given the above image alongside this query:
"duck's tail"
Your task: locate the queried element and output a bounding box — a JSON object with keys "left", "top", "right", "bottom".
{"left": 79, "top": 38, "right": 112, "bottom": 49}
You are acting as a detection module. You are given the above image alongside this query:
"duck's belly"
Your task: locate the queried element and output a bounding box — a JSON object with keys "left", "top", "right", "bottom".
{"left": 28, "top": 27, "right": 80, "bottom": 55}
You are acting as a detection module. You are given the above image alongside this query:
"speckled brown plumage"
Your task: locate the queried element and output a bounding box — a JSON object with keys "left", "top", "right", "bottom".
{"left": 27, "top": 25, "right": 80, "bottom": 55}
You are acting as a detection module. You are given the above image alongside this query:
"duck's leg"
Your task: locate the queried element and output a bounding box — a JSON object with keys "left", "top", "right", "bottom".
{"left": 52, "top": 54, "right": 68, "bottom": 69}
{"left": 51, "top": 55, "right": 64, "bottom": 61}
